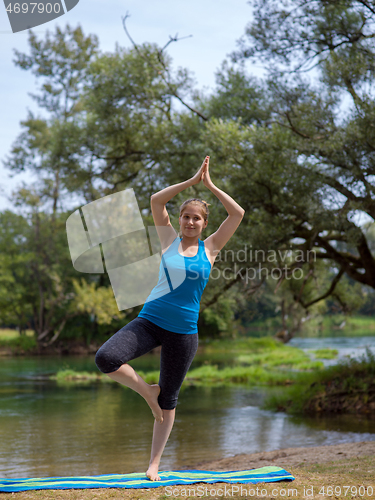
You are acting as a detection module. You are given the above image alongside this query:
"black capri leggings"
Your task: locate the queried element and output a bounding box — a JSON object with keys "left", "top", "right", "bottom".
{"left": 95, "top": 317, "right": 198, "bottom": 410}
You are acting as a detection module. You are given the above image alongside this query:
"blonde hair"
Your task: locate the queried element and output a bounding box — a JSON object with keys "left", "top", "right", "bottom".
{"left": 178, "top": 198, "right": 210, "bottom": 238}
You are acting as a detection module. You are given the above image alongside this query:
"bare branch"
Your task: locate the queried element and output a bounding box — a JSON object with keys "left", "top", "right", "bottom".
{"left": 121, "top": 13, "right": 208, "bottom": 121}
{"left": 161, "top": 33, "right": 193, "bottom": 53}
{"left": 299, "top": 267, "right": 345, "bottom": 309}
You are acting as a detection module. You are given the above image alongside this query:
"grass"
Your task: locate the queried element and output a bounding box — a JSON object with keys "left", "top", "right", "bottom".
{"left": 309, "top": 348, "right": 339, "bottom": 359}
{"left": 298, "top": 315, "right": 374, "bottom": 338}
{"left": 0, "top": 455, "right": 374, "bottom": 499}
{"left": 51, "top": 368, "right": 161, "bottom": 386}
{"left": 185, "top": 363, "right": 298, "bottom": 385}
{"left": 0, "top": 328, "right": 34, "bottom": 339}
{"left": 52, "top": 365, "right": 300, "bottom": 387}
{"left": 51, "top": 337, "right": 324, "bottom": 387}
{"left": 0, "top": 328, "right": 37, "bottom": 353}
{"left": 343, "top": 315, "right": 375, "bottom": 334}
{"left": 51, "top": 369, "right": 112, "bottom": 383}
{"left": 305, "top": 315, "right": 375, "bottom": 337}
{"left": 200, "top": 336, "right": 324, "bottom": 372}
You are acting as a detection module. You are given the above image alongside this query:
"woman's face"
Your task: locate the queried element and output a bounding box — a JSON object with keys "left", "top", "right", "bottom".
{"left": 179, "top": 205, "right": 207, "bottom": 237}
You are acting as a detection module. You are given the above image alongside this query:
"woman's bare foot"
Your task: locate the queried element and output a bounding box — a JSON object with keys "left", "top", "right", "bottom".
{"left": 146, "top": 462, "right": 161, "bottom": 481}
{"left": 146, "top": 384, "right": 164, "bottom": 423}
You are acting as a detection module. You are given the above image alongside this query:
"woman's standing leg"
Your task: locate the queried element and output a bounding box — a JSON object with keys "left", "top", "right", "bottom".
{"left": 146, "top": 330, "right": 199, "bottom": 481}
{"left": 146, "top": 409, "right": 175, "bottom": 481}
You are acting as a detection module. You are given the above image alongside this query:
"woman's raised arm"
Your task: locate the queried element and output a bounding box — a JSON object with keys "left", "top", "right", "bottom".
{"left": 202, "top": 158, "right": 245, "bottom": 254}
{"left": 150, "top": 157, "right": 210, "bottom": 250}
{"left": 202, "top": 158, "right": 245, "bottom": 217}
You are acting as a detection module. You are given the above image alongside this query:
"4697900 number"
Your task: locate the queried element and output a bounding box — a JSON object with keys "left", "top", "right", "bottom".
{"left": 319, "top": 486, "right": 373, "bottom": 496}
{"left": 6, "top": 3, "right": 61, "bottom": 14}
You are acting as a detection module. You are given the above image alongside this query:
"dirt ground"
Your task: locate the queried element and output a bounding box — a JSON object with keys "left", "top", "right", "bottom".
{"left": 184, "top": 440, "right": 375, "bottom": 471}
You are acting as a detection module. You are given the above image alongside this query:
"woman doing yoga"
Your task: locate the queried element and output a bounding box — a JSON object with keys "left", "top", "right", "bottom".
{"left": 95, "top": 156, "right": 245, "bottom": 481}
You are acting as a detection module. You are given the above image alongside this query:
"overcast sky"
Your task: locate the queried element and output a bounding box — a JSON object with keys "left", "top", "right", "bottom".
{"left": 0, "top": 0, "right": 264, "bottom": 211}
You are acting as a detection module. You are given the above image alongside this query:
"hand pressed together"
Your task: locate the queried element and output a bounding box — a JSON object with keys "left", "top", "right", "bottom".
{"left": 189, "top": 156, "right": 214, "bottom": 188}
{"left": 201, "top": 157, "right": 214, "bottom": 189}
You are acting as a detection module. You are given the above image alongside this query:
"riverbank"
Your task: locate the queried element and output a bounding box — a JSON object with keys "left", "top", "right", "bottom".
{"left": 50, "top": 337, "right": 325, "bottom": 387}
{"left": 186, "top": 440, "right": 375, "bottom": 470}
{"left": 2, "top": 442, "right": 374, "bottom": 499}
{"left": 247, "top": 314, "right": 375, "bottom": 338}
{"left": 264, "top": 348, "right": 375, "bottom": 415}
{"left": 1, "top": 314, "right": 374, "bottom": 356}
{"left": 49, "top": 340, "right": 375, "bottom": 415}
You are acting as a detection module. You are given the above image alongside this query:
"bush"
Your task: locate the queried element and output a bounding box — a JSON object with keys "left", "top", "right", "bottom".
{"left": 264, "top": 348, "right": 375, "bottom": 414}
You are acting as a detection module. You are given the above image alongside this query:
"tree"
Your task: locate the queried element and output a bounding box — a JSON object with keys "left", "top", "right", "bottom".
{"left": 0, "top": 211, "right": 33, "bottom": 333}
{"left": 2, "top": 24, "right": 246, "bottom": 343}
{"left": 225, "top": 0, "right": 375, "bottom": 306}
{"left": 0, "top": 198, "right": 75, "bottom": 345}
{"left": 9, "top": 15, "right": 373, "bottom": 346}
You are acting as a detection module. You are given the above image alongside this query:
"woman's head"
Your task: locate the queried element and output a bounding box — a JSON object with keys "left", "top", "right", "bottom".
{"left": 178, "top": 198, "right": 210, "bottom": 239}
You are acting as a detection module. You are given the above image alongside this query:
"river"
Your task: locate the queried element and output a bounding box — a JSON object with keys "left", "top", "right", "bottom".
{"left": 0, "top": 335, "right": 374, "bottom": 479}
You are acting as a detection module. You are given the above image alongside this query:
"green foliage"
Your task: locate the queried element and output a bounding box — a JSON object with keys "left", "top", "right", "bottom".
{"left": 204, "top": 60, "right": 270, "bottom": 125}
{"left": 219, "top": 336, "right": 326, "bottom": 370}
{"left": 0, "top": 206, "right": 88, "bottom": 344}
{"left": 237, "top": 349, "right": 323, "bottom": 370}
{"left": 230, "top": 0, "right": 375, "bottom": 295}
{"left": 234, "top": 0, "right": 375, "bottom": 75}
{"left": 199, "top": 295, "right": 239, "bottom": 338}
{"left": 51, "top": 337, "right": 319, "bottom": 386}
{"left": 186, "top": 363, "right": 295, "bottom": 385}
{"left": 0, "top": 211, "right": 34, "bottom": 331}
{"left": 52, "top": 369, "right": 113, "bottom": 386}
{"left": 52, "top": 368, "right": 160, "bottom": 385}
{"left": 69, "top": 279, "right": 126, "bottom": 326}
{"left": 264, "top": 348, "right": 375, "bottom": 414}
{"left": 3, "top": 12, "right": 375, "bottom": 351}
{"left": 0, "top": 332, "right": 37, "bottom": 353}
{"left": 52, "top": 364, "right": 297, "bottom": 387}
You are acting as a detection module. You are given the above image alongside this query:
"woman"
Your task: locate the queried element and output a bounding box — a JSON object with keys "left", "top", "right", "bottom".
{"left": 95, "top": 156, "right": 245, "bottom": 481}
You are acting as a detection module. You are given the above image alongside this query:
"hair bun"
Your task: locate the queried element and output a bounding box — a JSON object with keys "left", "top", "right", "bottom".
{"left": 201, "top": 199, "right": 211, "bottom": 206}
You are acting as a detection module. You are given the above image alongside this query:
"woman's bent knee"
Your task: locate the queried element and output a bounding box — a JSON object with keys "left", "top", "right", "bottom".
{"left": 95, "top": 346, "right": 122, "bottom": 374}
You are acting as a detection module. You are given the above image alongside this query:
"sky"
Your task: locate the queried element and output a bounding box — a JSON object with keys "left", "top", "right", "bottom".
{"left": 0, "top": 0, "right": 263, "bottom": 211}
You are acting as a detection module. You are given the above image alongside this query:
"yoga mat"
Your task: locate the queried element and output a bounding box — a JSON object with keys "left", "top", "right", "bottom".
{"left": 0, "top": 466, "right": 295, "bottom": 492}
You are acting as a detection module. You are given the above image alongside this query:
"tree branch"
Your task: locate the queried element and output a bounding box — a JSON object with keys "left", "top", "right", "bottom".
{"left": 121, "top": 13, "right": 208, "bottom": 121}
{"left": 299, "top": 266, "right": 345, "bottom": 309}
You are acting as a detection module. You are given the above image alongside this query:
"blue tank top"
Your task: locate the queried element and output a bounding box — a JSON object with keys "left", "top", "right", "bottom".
{"left": 138, "top": 236, "right": 212, "bottom": 333}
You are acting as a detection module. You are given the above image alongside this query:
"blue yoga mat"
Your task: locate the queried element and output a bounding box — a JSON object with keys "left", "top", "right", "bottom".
{"left": 0, "top": 466, "right": 295, "bottom": 492}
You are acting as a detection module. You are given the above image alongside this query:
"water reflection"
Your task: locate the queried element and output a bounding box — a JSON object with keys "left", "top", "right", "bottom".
{"left": 0, "top": 353, "right": 374, "bottom": 479}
